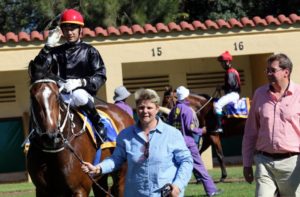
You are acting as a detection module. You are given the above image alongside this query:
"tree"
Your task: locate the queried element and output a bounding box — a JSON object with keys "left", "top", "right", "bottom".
{"left": 1, "top": 0, "right": 300, "bottom": 34}
{"left": 179, "top": 0, "right": 300, "bottom": 22}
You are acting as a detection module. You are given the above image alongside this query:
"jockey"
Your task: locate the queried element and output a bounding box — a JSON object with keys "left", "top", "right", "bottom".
{"left": 113, "top": 85, "right": 134, "bottom": 117}
{"left": 214, "top": 51, "right": 241, "bottom": 132}
{"left": 32, "top": 9, "right": 107, "bottom": 140}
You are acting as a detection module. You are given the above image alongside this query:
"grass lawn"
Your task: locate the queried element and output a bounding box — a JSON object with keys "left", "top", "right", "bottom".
{"left": 0, "top": 166, "right": 255, "bottom": 197}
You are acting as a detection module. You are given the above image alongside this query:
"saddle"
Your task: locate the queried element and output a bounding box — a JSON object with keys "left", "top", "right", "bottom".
{"left": 76, "top": 109, "right": 120, "bottom": 165}
{"left": 223, "top": 97, "right": 250, "bottom": 118}
{"left": 76, "top": 109, "right": 119, "bottom": 149}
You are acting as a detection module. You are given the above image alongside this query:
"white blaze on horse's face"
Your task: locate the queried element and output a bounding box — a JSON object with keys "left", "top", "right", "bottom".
{"left": 42, "top": 86, "right": 54, "bottom": 125}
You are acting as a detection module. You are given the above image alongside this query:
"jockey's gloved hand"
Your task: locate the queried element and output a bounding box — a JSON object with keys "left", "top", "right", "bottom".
{"left": 46, "top": 26, "right": 62, "bottom": 47}
{"left": 64, "top": 79, "right": 87, "bottom": 92}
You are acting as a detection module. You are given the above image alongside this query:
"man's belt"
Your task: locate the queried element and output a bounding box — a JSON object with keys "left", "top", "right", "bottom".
{"left": 257, "top": 151, "right": 300, "bottom": 159}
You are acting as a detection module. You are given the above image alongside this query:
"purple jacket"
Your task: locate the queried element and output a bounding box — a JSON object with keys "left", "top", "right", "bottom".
{"left": 114, "top": 101, "right": 133, "bottom": 117}
{"left": 168, "top": 100, "right": 202, "bottom": 144}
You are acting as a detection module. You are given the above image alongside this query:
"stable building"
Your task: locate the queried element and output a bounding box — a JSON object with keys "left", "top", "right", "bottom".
{"left": 1, "top": 13, "right": 300, "bottom": 181}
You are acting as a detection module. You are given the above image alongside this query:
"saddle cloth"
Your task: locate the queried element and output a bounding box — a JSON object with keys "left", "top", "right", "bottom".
{"left": 76, "top": 109, "right": 120, "bottom": 149}
{"left": 76, "top": 109, "right": 120, "bottom": 165}
{"left": 223, "top": 97, "right": 250, "bottom": 118}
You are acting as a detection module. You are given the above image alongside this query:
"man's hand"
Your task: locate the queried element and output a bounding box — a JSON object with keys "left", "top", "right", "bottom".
{"left": 64, "top": 79, "right": 86, "bottom": 92}
{"left": 243, "top": 166, "right": 254, "bottom": 184}
{"left": 46, "top": 26, "right": 62, "bottom": 47}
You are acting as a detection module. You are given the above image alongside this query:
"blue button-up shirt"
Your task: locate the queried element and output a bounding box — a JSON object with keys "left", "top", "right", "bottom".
{"left": 99, "top": 117, "right": 193, "bottom": 197}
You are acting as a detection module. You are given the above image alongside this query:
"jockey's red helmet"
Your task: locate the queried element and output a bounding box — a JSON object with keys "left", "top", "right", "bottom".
{"left": 60, "top": 9, "right": 84, "bottom": 26}
{"left": 218, "top": 51, "right": 233, "bottom": 62}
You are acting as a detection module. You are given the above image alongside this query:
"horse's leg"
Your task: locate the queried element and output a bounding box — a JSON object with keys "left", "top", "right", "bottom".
{"left": 93, "top": 174, "right": 109, "bottom": 197}
{"left": 210, "top": 134, "right": 227, "bottom": 182}
{"left": 199, "top": 135, "right": 211, "bottom": 154}
{"left": 73, "top": 188, "right": 90, "bottom": 197}
{"left": 94, "top": 148, "right": 112, "bottom": 197}
{"left": 110, "top": 163, "right": 127, "bottom": 197}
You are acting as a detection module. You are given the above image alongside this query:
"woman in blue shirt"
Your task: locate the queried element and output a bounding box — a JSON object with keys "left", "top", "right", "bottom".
{"left": 82, "top": 88, "right": 193, "bottom": 197}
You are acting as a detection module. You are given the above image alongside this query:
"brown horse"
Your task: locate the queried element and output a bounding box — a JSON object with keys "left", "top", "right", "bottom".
{"left": 27, "top": 64, "right": 134, "bottom": 196}
{"left": 162, "top": 86, "right": 246, "bottom": 182}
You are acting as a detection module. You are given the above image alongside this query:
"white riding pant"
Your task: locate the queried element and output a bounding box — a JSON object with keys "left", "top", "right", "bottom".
{"left": 60, "top": 89, "right": 94, "bottom": 107}
{"left": 214, "top": 92, "right": 239, "bottom": 114}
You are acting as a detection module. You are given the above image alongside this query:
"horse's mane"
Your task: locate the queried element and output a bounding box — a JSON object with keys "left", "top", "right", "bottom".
{"left": 28, "top": 60, "right": 52, "bottom": 83}
{"left": 190, "top": 92, "right": 211, "bottom": 101}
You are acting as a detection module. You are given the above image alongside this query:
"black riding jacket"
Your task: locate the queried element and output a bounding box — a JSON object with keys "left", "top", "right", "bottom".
{"left": 34, "top": 40, "right": 106, "bottom": 96}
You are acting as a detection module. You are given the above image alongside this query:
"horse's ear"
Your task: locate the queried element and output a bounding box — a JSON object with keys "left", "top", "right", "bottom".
{"left": 28, "top": 60, "right": 50, "bottom": 82}
{"left": 28, "top": 60, "right": 34, "bottom": 80}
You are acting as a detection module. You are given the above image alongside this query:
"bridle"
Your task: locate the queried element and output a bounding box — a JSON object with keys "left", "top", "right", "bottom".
{"left": 29, "top": 78, "right": 113, "bottom": 196}
{"left": 29, "top": 79, "right": 87, "bottom": 153}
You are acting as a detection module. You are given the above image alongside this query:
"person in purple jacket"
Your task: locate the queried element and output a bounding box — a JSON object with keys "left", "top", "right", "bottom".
{"left": 168, "top": 86, "right": 223, "bottom": 197}
{"left": 113, "top": 85, "right": 134, "bottom": 117}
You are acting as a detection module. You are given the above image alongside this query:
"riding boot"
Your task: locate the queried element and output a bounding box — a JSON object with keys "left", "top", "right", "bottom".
{"left": 81, "top": 100, "right": 106, "bottom": 141}
{"left": 215, "top": 113, "right": 223, "bottom": 133}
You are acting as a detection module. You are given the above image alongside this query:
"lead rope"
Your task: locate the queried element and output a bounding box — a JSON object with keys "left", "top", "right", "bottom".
{"left": 62, "top": 138, "right": 114, "bottom": 197}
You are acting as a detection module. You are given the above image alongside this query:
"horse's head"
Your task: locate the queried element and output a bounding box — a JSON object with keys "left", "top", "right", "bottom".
{"left": 30, "top": 79, "right": 64, "bottom": 150}
{"left": 162, "top": 85, "right": 177, "bottom": 109}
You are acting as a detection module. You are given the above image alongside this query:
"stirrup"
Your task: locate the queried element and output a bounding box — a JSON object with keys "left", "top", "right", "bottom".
{"left": 215, "top": 128, "right": 223, "bottom": 133}
{"left": 94, "top": 123, "right": 106, "bottom": 142}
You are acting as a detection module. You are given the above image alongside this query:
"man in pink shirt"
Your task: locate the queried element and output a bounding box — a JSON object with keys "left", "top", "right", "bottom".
{"left": 242, "top": 53, "right": 300, "bottom": 196}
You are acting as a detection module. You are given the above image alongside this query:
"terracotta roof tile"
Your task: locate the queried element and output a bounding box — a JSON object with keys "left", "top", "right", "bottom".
{"left": 0, "top": 33, "right": 6, "bottom": 43}
{"left": 94, "top": 27, "right": 108, "bottom": 36}
{"left": 241, "top": 17, "right": 255, "bottom": 27}
{"left": 180, "top": 21, "right": 195, "bottom": 31}
{"left": 289, "top": 13, "right": 300, "bottom": 23}
{"left": 192, "top": 20, "right": 207, "bottom": 30}
{"left": 278, "top": 14, "right": 292, "bottom": 24}
{"left": 216, "top": 19, "right": 231, "bottom": 28}
{"left": 18, "top": 32, "right": 30, "bottom": 41}
{"left": 265, "top": 15, "right": 280, "bottom": 25}
{"left": 119, "top": 25, "right": 133, "bottom": 35}
{"left": 82, "top": 27, "right": 96, "bottom": 37}
{"left": 43, "top": 31, "right": 49, "bottom": 39}
{"left": 168, "top": 22, "right": 182, "bottom": 32}
{"left": 228, "top": 18, "right": 243, "bottom": 28}
{"left": 204, "top": 19, "right": 219, "bottom": 29}
{"left": 144, "top": 24, "right": 157, "bottom": 33}
{"left": 253, "top": 16, "right": 268, "bottom": 26}
{"left": 31, "top": 31, "right": 44, "bottom": 41}
{"left": 107, "top": 26, "right": 120, "bottom": 36}
{"left": 2, "top": 13, "right": 300, "bottom": 43}
{"left": 131, "top": 24, "right": 145, "bottom": 34}
{"left": 156, "top": 23, "right": 169, "bottom": 32}
{"left": 6, "top": 32, "right": 18, "bottom": 42}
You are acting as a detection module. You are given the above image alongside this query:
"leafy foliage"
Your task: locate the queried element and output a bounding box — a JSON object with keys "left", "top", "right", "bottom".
{"left": 0, "top": 0, "right": 300, "bottom": 34}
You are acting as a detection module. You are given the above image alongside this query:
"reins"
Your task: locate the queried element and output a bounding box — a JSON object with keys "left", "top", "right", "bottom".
{"left": 195, "top": 88, "right": 219, "bottom": 114}
{"left": 30, "top": 78, "right": 113, "bottom": 196}
{"left": 62, "top": 138, "right": 114, "bottom": 197}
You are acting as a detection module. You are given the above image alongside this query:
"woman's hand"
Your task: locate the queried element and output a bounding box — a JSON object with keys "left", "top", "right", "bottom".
{"left": 170, "top": 184, "right": 180, "bottom": 197}
{"left": 81, "top": 161, "right": 101, "bottom": 174}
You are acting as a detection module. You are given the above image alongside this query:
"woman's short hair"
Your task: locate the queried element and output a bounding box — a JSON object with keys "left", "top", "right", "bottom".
{"left": 134, "top": 88, "right": 160, "bottom": 106}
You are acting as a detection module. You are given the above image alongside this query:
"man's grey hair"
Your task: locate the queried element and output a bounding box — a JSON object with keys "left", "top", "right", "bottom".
{"left": 267, "top": 53, "right": 293, "bottom": 74}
